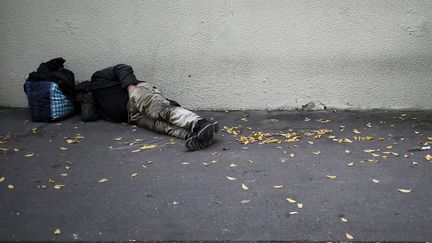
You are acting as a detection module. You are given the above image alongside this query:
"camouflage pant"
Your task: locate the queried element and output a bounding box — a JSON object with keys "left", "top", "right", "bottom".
{"left": 127, "top": 82, "right": 201, "bottom": 139}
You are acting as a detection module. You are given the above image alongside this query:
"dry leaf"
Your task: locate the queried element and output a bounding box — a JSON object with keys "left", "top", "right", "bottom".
{"left": 341, "top": 217, "right": 348, "bottom": 222}
{"left": 425, "top": 154, "right": 432, "bottom": 161}
{"left": 326, "top": 175, "right": 337, "bottom": 179}
{"left": 297, "top": 203, "right": 303, "bottom": 209}
{"left": 347, "top": 162, "right": 354, "bottom": 167}
{"left": 289, "top": 211, "right": 298, "bottom": 215}
{"left": 0, "top": 176, "right": 5, "bottom": 183}
{"left": 241, "top": 199, "right": 250, "bottom": 204}
{"left": 131, "top": 173, "right": 138, "bottom": 178}
{"left": 182, "top": 162, "right": 190, "bottom": 165}
{"left": 113, "top": 137, "right": 123, "bottom": 141}
{"left": 398, "top": 188, "right": 412, "bottom": 193}
{"left": 140, "top": 144, "right": 157, "bottom": 150}
{"left": 226, "top": 176, "right": 237, "bottom": 181}
{"left": 24, "top": 153, "right": 34, "bottom": 157}
{"left": 346, "top": 233, "right": 354, "bottom": 240}
{"left": 286, "top": 197, "right": 296, "bottom": 203}
{"left": 353, "top": 129, "right": 361, "bottom": 134}
{"left": 241, "top": 183, "right": 249, "bottom": 190}
{"left": 412, "top": 161, "right": 418, "bottom": 165}
{"left": 248, "top": 159, "right": 254, "bottom": 164}
{"left": 98, "top": 178, "right": 109, "bottom": 183}
{"left": 229, "top": 163, "right": 237, "bottom": 168}
{"left": 66, "top": 139, "right": 78, "bottom": 144}
{"left": 273, "top": 185, "right": 284, "bottom": 189}
{"left": 59, "top": 147, "right": 68, "bottom": 151}
{"left": 372, "top": 179, "right": 380, "bottom": 183}
{"left": 54, "top": 228, "right": 61, "bottom": 235}
{"left": 8, "top": 184, "right": 14, "bottom": 189}
{"left": 312, "top": 151, "right": 321, "bottom": 155}
{"left": 364, "top": 149, "right": 375, "bottom": 153}
{"left": 54, "top": 184, "right": 65, "bottom": 189}
{"left": 289, "top": 153, "right": 295, "bottom": 158}
{"left": 345, "top": 149, "right": 351, "bottom": 154}
{"left": 308, "top": 141, "right": 314, "bottom": 144}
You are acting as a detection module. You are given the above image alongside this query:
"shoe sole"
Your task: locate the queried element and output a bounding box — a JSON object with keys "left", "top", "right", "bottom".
{"left": 185, "top": 136, "right": 213, "bottom": 152}
{"left": 197, "top": 121, "right": 219, "bottom": 141}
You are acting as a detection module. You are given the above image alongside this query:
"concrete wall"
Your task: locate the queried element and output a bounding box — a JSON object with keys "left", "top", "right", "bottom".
{"left": 1, "top": 0, "right": 431, "bottom": 110}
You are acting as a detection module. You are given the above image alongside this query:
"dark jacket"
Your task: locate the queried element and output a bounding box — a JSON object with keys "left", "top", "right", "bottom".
{"left": 26, "top": 58, "right": 75, "bottom": 99}
{"left": 76, "top": 64, "right": 180, "bottom": 123}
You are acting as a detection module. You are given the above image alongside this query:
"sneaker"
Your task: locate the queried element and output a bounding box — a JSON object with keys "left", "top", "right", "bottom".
{"left": 185, "top": 135, "right": 213, "bottom": 151}
{"left": 194, "top": 119, "right": 219, "bottom": 141}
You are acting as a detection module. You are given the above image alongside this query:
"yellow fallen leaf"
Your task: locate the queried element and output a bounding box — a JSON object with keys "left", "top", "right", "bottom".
{"left": 398, "top": 188, "right": 412, "bottom": 193}
{"left": 347, "top": 162, "right": 354, "bottom": 167}
{"left": 0, "top": 147, "right": 9, "bottom": 153}
{"left": 364, "top": 149, "right": 375, "bottom": 153}
{"left": 226, "top": 176, "right": 237, "bottom": 181}
{"left": 66, "top": 139, "right": 78, "bottom": 144}
{"left": 286, "top": 197, "right": 296, "bottom": 203}
{"left": 241, "top": 183, "right": 249, "bottom": 190}
{"left": 297, "top": 203, "right": 303, "bottom": 209}
{"left": 113, "top": 137, "right": 122, "bottom": 141}
{"left": 24, "top": 153, "right": 34, "bottom": 157}
{"left": 346, "top": 233, "right": 354, "bottom": 240}
{"left": 229, "top": 163, "right": 237, "bottom": 167}
{"left": 326, "top": 175, "right": 336, "bottom": 179}
{"left": 54, "top": 184, "right": 65, "bottom": 189}
{"left": 353, "top": 129, "right": 361, "bottom": 134}
{"left": 54, "top": 228, "right": 61, "bottom": 235}
{"left": 392, "top": 152, "right": 400, "bottom": 156}
{"left": 425, "top": 154, "right": 432, "bottom": 161}
{"left": 98, "top": 178, "right": 109, "bottom": 183}
{"left": 248, "top": 159, "right": 254, "bottom": 164}
{"left": 289, "top": 153, "right": 295, "bottom": 158}
{"left": 372, "top": 179, "right": 380, "bottom": 183}
{"left": 341, "top": 217, "right": 348, "bottom": 222}
{"left": 273, "top": 185, "right": 284, "bottom": 189}
{"left": 0, "top": 176, "right": 4, "bottom": 183}
{"left": 140, "top": 144, "right": 157, "bottom": 150}
{"left": 8, "top": 184, "right": 14, "bottom": 189}
{"left": 131, "top": 173, "right": 138, "bottom": 178}
{"left": 308, "top": 141, "right": 314, "bottom": 144}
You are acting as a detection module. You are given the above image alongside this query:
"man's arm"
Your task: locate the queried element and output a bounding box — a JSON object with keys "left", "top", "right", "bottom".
{"left": 80, "top": 92, "right": 101, "bottom": 122}
{"left": 91, "top": 64, "right": 139, "bottom": 89}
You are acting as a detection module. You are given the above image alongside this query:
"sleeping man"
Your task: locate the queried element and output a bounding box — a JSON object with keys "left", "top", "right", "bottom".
{"left": 75, "top": 64, "right": 218, "bottom": 151}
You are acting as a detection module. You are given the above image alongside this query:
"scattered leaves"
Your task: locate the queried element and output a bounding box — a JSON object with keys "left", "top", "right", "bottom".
{"left": 98, "top": 178, "right": 109, "bottom": 183}
{"left": 286, "top": 197, "right": 296, "bottom": 203}
{"left": 425, "top": 154, "right": 432, "bottom": 161}
{"left": 54, "top": 184, "right": 65, "bottom": 189}
{"left": 241, "top": 183, "right": 249, "bottom": 190}
{"left": 54, "top": 228, "right": 61, "bottom": 235}
{"left": 398, "top": 188, "right": 412, "bottom": 193}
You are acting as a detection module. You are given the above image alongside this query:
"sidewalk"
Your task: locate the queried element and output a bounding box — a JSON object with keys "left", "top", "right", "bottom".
{"left": 0, "top": 108, "right": 431, "bottom": 241}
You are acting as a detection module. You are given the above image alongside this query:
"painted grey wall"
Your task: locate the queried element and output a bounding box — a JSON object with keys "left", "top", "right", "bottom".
{"left": 1, "top": 0, "right": 431, "bottom": 110}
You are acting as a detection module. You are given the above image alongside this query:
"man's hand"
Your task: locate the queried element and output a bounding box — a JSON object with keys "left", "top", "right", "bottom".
{"left": 127, "top": 84, "right": 136, "bottom": 94}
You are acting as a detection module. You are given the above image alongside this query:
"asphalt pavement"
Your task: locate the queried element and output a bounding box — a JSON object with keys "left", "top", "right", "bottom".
{"left": 0, "top": 108, "right": 431, "bottom": 241}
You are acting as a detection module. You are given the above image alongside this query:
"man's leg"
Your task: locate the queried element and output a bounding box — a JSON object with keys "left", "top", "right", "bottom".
{"left": 134, "top": 115, "right": 192, "bottom": 140}
{"left": 130, "top": 83, "right": 218, "bottom": 140}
